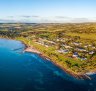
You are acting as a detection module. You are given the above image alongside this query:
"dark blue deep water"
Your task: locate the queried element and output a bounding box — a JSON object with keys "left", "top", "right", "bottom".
{"left": 0, "top": 39, "right": 96, "bottom": 91}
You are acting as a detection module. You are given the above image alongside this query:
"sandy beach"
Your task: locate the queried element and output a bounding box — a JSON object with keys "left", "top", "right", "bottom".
{"left": 24, "top": 46, "right": 41, "bottom": 54}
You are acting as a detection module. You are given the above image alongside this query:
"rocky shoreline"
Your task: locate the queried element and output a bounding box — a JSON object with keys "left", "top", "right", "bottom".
{"left": 23, "top": 43, "right": 92, "bottom": 80}
{"left": 0, "top": 37, "right": 92, "bottom": 80}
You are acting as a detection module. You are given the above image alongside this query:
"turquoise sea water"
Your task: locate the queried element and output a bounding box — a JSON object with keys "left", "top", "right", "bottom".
{"left": 0, "top": 39, "right": 96, "bottom": 91}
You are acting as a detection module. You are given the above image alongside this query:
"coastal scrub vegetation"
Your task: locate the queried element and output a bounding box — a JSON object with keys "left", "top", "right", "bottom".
{"left": 0, "top": 23, "right": 96, "bottom": 75}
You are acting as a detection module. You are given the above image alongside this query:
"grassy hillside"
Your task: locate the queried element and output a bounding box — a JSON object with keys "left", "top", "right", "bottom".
{"left": 0, "top": 23, "right": 96, "bottom": 74}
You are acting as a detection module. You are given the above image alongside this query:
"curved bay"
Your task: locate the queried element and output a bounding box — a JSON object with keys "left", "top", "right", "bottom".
{"left": 0, "top": 39, "right": 96, "bottom": 91}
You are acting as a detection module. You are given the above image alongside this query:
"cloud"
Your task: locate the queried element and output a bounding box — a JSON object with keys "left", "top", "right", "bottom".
{"left": 71, "top": 18, "right": 90, "bottom": 23}
{"left": 19, "top": 15, "right": 40, "bottom": 19}
{"left": 21, "top": 16, "right": 32, "bottom": 18}
{"left": 32, "top": 16, "right": 40, "bottom": 18}
{"left": 0, "top": 19, "right": 17, "bottom": 23}
{"left": 0, "top": 16, "right": 96, "bottom": 23}
{"left": 55, "top": 16, "right": 72, "bottom": 19}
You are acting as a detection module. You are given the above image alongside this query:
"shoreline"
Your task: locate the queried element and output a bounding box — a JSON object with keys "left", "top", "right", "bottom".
{"left": 23, "top": 43, "right": 92, "bottom": 80}
{"left": 0, "top": 37, "right": 92, "bottom": 80}
{"left": 24, "top": 46, "right": 41, "bottom": 54}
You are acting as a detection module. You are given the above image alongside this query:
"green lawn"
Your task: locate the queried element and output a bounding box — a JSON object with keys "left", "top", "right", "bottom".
{"left": 67, "top": 33, "right": 96, "bottom": 40}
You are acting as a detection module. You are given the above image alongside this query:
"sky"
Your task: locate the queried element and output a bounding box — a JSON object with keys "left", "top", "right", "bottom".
{"left": 0, "top": 0, "right": 96, "bottom": 23}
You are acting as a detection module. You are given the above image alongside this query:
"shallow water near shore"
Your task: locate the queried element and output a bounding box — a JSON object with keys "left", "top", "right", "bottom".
{"left": 0, "top": 39, "right": 96, "bottom": 91}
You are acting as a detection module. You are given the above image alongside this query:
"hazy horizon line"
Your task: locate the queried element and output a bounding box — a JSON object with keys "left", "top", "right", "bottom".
{"left": 0, "top": 16, "right": 96, "bottom": 23}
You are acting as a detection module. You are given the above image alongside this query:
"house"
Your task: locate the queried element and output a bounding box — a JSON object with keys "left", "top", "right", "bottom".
{"left": 62, "top": 45, "right": 72, "bottom": 49}
{"left": 76, "top": 48, "right": 87, "bottom": 52}
{"left": 84, "top": 45, "right": 88, "bottom": 48}
{"left": 79, "top": 57, "right": 87, "bottom": 60}
{"left": 57, "top": 49, "right": 69, "bottom": 54}
{"left": 88, "top": 44, "right": 92, "bottom": 47}
{"left": 37, "top": 38, "right": 45, "bottom": 45}
{"left": 72, "top": 52, "right": 79, "bottom": 58}
{"left": 92, "top": 46, "right": 96, "bottom": 49}
{"left": 89, "top": 51, "right": 94, "bottom": 55}
{"left": 73, "top": 42, "right": 82, "bottom": 46}
{"left": 47, "top": 40, "right": 56, "bottom": 45}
